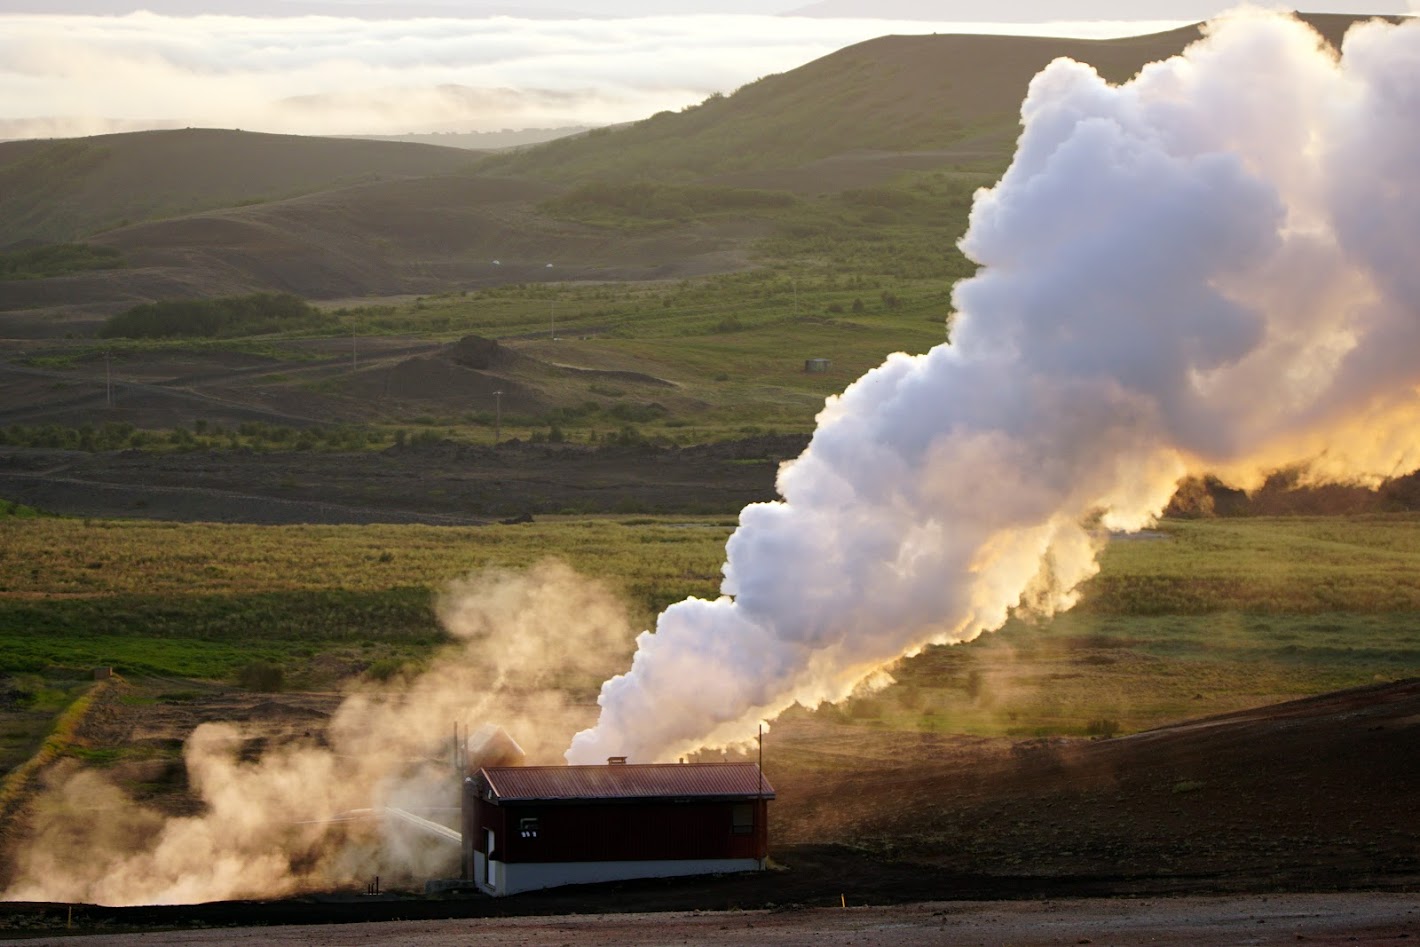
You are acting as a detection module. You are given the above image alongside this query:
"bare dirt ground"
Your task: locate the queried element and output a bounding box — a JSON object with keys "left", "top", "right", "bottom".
{"left": 0, "top": 436, "right": 800, "bottom": 523}
{"left": 0, "top": 333, "right": 809, "bottom": 522}
{"left": 3, "top": 893, "right": 1419, "bottom": 946}
{"left": 0, "top": 681, "right": 1414, "bottom": 939}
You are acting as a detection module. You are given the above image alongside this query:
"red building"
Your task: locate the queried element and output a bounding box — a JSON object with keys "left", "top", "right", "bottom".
{"left": 463, "top": 761, "right": 774, "bottom": 896}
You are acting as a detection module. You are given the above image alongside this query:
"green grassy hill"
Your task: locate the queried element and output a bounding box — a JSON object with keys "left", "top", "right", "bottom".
{"left": 0, "top": 128, "right": 480, "bottom": 246}
{"left": 476, "top": 14, "right": 1372, "bottom": 186}
{"left": 473, "top": 26, "right": 1201, "bottom": 184}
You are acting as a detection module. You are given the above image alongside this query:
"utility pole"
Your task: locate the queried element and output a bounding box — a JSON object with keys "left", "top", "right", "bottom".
{"left": 493, "top": 390, "right": 503, "bottom": 445}
{"left": 352, "top": 330, "right": 358, "bottom": 372}
{"left": 104, "top": 351, "right": 113, "bottom": 408}
{"left": 550, "top": 299, "right": 556, "bottom": 341}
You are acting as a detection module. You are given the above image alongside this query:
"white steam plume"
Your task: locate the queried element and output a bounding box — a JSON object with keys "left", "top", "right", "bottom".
{"left": 567, "top": 10, "right": 1420, "bottom": 765}
{"left": 4, "top": 561, "right": 632, "bottom": 906}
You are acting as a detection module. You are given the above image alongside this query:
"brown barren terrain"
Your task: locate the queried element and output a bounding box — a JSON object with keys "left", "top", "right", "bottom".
{"left": 0, "top": 680, "right": 1414, "bottom": 939}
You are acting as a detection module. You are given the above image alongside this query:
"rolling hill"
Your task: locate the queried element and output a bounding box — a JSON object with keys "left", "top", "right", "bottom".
{"left": 476, "top": 14, "right": 1376, "bottom": 185}
{"left": 0, "top": 14, "right": 1389, "bottom": 325}
{"left": 0, "top": 172, "right": 765, "bottom": 329}
{"left": 787, "top": 0, "right": 1412, "bottom": 20}
{"left": 0, "top": 128, "right": 480, "bottom": 247}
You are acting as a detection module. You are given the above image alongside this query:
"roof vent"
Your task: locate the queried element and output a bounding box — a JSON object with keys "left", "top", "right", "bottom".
{"left": 607, "top": 756, "right": 627, "bottom": 765}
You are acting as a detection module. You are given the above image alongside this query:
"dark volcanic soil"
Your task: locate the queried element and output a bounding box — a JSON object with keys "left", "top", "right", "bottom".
{"left": 0, "top": 436, "right": 807, "bottom": 523}
{"left": 773, "top": 679, "right": 1420, "bottom": 891}
{"left": 0, "top": 681, "right": 1415, "bottom": 941}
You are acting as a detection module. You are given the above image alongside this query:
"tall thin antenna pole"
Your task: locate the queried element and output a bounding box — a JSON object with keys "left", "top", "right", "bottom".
{"left": 758, "top": 723, "right": 763, "bottom": 799}
{"left": 550, "top": 299, "right": 556, "bottom": 341}
{"left": 493, "top": 390, "right": 503, "bottom": 445}
{"left": 104, "top": 351, "right": 113, "bottom": 408}
{"left": 352, "top": 330, "right": 358, "bottom": 372}
{"left": 758, "top": 722, "right": 764, "bottom": 855}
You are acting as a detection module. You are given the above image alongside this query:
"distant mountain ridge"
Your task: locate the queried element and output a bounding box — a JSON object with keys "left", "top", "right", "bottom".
{"left": 786, "top": 0, "right": 1412, "bottom": 19}
{"left": 0, "top": 13, "right": 1394, "bottom": 321}
{"left": 0, "top": 2, "right": 597, "bottom": 17}
{"left": 342, "top": 127, "right": 596, "bottom": 151}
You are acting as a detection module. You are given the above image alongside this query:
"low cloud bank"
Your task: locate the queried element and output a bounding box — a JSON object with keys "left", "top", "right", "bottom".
{"left": 0, "top": 12, "right": 1187, "bottom": 139}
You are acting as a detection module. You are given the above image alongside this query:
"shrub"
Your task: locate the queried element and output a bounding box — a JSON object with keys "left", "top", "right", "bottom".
{"left": 99, "top": 293, "right": 332, "bottom": 340}
{"left": 609, "top": 402, "right": 667, "bottom": 423}
{"left": 1086, "top": 718, "right": 1120, "bottom": 738}
{"left": 364, "top": 657, "right": 407, "bottom": 682}
{"left": 237, "top": 660, "right": 284, "bottom": 693}
{"left": 0, "top": 244, "right": 123, "bottom": 281}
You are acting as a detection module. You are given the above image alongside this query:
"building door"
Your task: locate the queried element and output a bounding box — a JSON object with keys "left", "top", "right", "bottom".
{"left": 484, "top": 829, "right": 495, "bottom": 887}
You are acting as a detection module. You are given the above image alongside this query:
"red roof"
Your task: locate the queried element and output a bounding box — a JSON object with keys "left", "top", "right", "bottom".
{"left": 479, "top": 762, "right": 775, "bottom": 803}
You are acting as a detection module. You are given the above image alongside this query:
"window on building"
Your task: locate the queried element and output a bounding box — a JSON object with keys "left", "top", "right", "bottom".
{"left": 519, "top": 816, "right": 540, "bottom": 839}
{"left": 731, "top": 803, "right": 754, "bottom": 835}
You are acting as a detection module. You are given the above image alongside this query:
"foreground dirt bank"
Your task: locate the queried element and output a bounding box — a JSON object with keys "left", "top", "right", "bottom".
{"left": 3, "top": 893, "right": 1417, "bottom": 946}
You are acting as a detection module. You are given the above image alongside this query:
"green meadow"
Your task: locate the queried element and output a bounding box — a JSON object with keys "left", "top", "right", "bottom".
{"left": 2, "top": 514, "right": 1417, "bottom": 748}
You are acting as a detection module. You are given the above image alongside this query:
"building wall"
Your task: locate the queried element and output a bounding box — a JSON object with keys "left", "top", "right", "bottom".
{"left": 471, "top": 797, "right": 769, "bottom": 866}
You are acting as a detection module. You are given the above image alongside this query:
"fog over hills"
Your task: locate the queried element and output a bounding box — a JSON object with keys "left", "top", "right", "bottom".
{"left": 1, "top": 0, "right": 1410, "bottom": 14}
{"left": 0, "top": 0, "right": 788, "bottom": 14}
{"left": 21, "top": 10, "right": 1145, "bottom": 141}
{"left": 2, "top": 13, "right": 1378, "bottom": 315}
{"left": 789, "top": 0, "right": 1413, "bottom": 18}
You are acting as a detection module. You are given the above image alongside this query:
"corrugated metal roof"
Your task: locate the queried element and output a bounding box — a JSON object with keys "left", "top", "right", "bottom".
{"left": 480, "top": 762, "right": 776, "bottom": 803}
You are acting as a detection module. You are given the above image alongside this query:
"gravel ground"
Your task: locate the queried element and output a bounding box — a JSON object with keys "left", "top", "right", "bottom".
{"left": 4, "top": 893, "right": 1417, "bottom": 946}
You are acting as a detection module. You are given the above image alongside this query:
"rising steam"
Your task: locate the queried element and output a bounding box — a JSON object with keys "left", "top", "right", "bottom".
{"left": 567, "top": 10, "right": 1420, "bottom": 764}
{"left": 9, "top": 8, "right": 1420, "bottom": 906}
{"left": 3, "top": 561, "right": 631, "bottom": 905}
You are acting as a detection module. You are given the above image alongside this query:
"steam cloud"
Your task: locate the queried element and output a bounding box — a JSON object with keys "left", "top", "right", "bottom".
{"left": 3, "top": 561, "right": 632, "bottom": 905}
{"left": 8, "top": 7, "right": 1420, "bottom": 907}
{"left": 567, "top": 10, "right": 1420, "bottom": 764}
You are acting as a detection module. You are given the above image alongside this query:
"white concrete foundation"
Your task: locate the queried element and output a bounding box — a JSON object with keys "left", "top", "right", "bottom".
{"left": 476, "top": 857, "right": 764, "bottom": 897}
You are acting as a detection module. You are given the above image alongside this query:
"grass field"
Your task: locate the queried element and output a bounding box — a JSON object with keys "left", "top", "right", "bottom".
{"left": 20, "top": 166, "right": 980, "bottom": 446}
{"left": 2, "top": 514, "right": 1418, "bottom": 751}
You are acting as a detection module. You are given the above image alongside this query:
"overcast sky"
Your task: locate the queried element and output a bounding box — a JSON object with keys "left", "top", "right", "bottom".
{"left": 0, "top": 3, "right": 1413, "bottom": 140}
{"left": 0, "top": 1, "right": 1412, "bottom": 15}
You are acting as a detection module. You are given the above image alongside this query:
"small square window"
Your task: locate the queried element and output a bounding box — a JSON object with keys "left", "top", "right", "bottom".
{"left": 731, "top": 804, "right": 754, "bottom": 835}
{"left": 519, "top": 817, "right": 540, "bottom": 839}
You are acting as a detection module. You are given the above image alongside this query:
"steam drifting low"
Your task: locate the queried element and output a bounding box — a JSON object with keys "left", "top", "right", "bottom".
{"left": 4, "top": 562, "right": 633, "bottom": 905}
{"left": 568, "top": 10, "right": 1420, "bottom": 764}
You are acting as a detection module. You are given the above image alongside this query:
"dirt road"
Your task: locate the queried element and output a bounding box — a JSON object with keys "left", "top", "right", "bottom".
{"left": 4, "top": 894, "right": 1417, "bottom": 946}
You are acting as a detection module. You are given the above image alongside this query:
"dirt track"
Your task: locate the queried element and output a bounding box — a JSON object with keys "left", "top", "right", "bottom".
{"left": 3, "top": 894, "right": 1417, "bottom": 946}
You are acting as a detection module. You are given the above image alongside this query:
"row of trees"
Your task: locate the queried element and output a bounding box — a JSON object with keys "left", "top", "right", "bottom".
{"left": 98, "top": 293, "right": 334, "bottom": 340}
{"left": 0, "top": 243, "right": 123, "bottom": 281}
{"left": 0, "top": 422, "right": 396, "bottom": 453}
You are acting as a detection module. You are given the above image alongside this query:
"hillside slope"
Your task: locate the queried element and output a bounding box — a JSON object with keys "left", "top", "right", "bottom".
{"left": 0, "top": 172, "right": 764, "bottom": 323}
{"left": 788, "top": 0, "right": 1411, "bottom": 20}
{"left": 0, "top": 128, "right": 480, "bottom": 246}
{"left": 1, "top": 15, "right": 1389, "bottom": 320}
{"left": 479, "top": 14, "right": 1379, "bottom": 184}
{"left": 775, "top": 678, "right": 1420, "bottom": 886}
